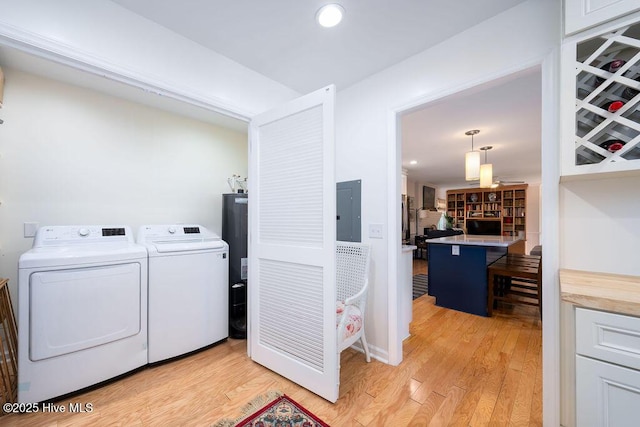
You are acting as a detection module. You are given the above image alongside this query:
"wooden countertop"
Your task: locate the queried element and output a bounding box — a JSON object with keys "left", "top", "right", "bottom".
{"left": 560, "top": 269, "right": 640, "bottom": 317}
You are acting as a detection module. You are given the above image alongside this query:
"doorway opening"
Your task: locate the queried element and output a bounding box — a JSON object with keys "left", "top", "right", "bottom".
{"left": 390, "top": 65, "right": 558, "bottom": 422}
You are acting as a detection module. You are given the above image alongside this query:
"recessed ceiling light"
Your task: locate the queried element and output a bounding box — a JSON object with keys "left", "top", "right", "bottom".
{"left": 410, "top": 160, "right": 418, "bottom": 165}
{"left": 316, "top": 4, "right": 345, "bottom": 28}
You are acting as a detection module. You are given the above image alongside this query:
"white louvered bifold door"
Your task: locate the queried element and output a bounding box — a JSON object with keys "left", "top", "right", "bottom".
{"left": 248, "top": 85, "right": 338, "bottom": 402}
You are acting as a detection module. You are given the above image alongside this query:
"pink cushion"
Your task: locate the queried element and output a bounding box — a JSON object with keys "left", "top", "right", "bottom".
{"left": 336, "top": 301, "right": 363, "bottom": 341}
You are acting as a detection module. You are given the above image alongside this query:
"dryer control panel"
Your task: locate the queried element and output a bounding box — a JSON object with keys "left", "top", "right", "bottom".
{"left": 34, "top": 225, "right": 134, "bottom": 246}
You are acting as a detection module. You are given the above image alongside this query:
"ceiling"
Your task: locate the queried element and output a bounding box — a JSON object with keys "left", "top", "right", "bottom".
{"left": 0, "top": 47, "right": 249, "bottom": 132}
{"left": 402, "top": 68, "right": 542, "bottom": 188}
{"left": 0, "top": 0, "right": 540, "bottom": 187}
{"left": 110, "top": 0, "right": 526, "bottom": 93}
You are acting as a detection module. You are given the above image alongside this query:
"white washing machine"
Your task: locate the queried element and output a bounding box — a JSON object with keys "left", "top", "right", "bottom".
{"left": 137, "top": 224, "right": 228, "bottom": 363}
{"left": 18, "top": 225, "right": 148, "bottom": 403}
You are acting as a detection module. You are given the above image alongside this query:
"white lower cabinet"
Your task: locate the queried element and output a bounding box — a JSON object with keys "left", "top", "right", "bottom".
{"left": 576, "top": 355, "right": 640, "bottom": 426}
{"left": 576, "top": 307, "right": 640, "bottom": 426}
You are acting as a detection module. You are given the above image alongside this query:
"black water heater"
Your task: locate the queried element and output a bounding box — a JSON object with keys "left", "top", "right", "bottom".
{"left": 222, "top": 193, "right": 248, "bottom": 339}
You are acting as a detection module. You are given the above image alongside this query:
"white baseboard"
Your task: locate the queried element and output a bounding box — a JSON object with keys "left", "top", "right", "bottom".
{"left": 347, "top": 342, "right": 389, "bottom": 364}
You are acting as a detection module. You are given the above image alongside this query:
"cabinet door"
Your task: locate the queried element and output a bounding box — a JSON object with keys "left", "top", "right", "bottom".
{"left": 565, "top": 0, "right": 640, "bottom": 35}
{"left": 576, "top": 355, "right": 640, "bottom": 427}
{"left": 561, "top": 16, "right": 640, "bottom": 177}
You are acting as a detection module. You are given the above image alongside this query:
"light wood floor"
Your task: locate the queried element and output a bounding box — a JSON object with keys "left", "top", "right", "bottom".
{"left": 3, "top": 269, "right": 541, "bottom": 426}
{"left": 414, "top": 257, "right": 428, "bottom": 275}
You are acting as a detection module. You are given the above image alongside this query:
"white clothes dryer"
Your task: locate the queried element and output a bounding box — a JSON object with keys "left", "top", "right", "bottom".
{"left": 18, "top": 225, "right": 148, "bottom": 403}
{"left": 137, "top": 224, "right": 228, "bottom": 363}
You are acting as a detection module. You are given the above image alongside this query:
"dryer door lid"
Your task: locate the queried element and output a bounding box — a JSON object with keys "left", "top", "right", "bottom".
{"left": 29, "top": 262, "right": 142, "bottom": 361}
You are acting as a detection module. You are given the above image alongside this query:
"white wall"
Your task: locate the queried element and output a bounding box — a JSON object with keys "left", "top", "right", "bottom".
{"left": 0, "top": 0, "right": 299, "bottom": 118}
{"left": 406, "top": 178, "right": 444, "bottom": 239}
{"left": 527, "top": 183, "right": 541, "bottom": 253}
{"left": 0, "top": 68, "right": 248, "bottom": 303}
{"left": 336, "top": 0, "right": 559, "bottom": 361}
{"left": 560, "top": 176, "right": 640, "bottom": 276}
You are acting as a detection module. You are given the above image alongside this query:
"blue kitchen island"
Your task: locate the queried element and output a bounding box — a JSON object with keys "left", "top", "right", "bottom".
{"left": 427, "top": 235, "right": 524, "bottom": 316}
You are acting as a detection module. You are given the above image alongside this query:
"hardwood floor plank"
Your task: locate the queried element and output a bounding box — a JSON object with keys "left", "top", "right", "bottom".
{"left": 327, "top": 389, "right": 374, "bottom": 425}
{"left": 411, "top": 311, "right": 475, "bottom": 384}
{"left": 501, "top": 322, "right": 521, "bottom": 357}
{"left": 429, "top": 316, "right": 493, "bottom": 397}
{"left": 489, "top": 367, "right": 523, "bottom": 424}
{"left": 529, "top": 337, "right": 544, "bottom": 426}
{"left": 448, "top": 311, "right": 539, "bottom": 426}
{"left": 453, "top": 320, "right": 502, "bottom": 391}
{"left": 365, "top": 309, "right": 457, "bottom": 401}
{"left": 468, "top": 352, "right": 509, "bottom": 425}
{"left": 380, "top": 397, "right": 422, "bottom": 426}
{"left": 428, "top": 385, "right": 466, "bottom": 426}
{"left": 335, "top": 349, "right": 368, "bottom": 394}
{"left": 446, "top": 374, "right": 486, "bottom": 426}
{"left": 354, "top": 365, "right": 415, "bottom": 425}
{"left": 509, "top": 327, "right": 533, "bottom": 372}
{"left": 509, "top": 324, "right": 542, "bottom": 426}
{"left": 409, "top": 391, "right": 447, "bottom": 426}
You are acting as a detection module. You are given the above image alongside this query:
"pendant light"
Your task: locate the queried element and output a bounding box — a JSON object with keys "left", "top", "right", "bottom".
{"left": 464, "top": 129, "right": 480, "bottom": 181}
{"left": 479, "top": 146, "right": 493, "bottom": 188}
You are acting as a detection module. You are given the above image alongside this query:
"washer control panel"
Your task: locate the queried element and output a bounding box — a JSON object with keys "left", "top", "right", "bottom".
{"left": 137, "top": 224, "right": 220, "bottom": 244}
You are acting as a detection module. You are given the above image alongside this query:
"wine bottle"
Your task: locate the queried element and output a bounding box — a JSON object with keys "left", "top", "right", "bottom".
{"left": 599, "top": 140, "right": 625, "bottom": 152}
{"left": 602, "top": 100, "right": 624, "bottom": 112}
{"left": 623, "top": 79, "right": 640, "bottom": 100}
{"left": 595, "top": 59, "right": 626, "bottom": 86}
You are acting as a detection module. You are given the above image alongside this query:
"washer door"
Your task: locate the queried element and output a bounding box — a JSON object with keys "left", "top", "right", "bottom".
{"left": 29, "top": 263, "right": 141, "bottom": 361}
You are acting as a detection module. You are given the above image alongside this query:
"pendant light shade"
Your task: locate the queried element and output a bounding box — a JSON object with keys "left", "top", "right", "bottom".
{"left": 479, "top": 146, "right": 493, "bottom": 188}
{"left": 465, "top": 151, "right": 480, "bottom": 181}
{"left": 480, "top": 163, "right": 493, "bottom": 188}
{"left": 464, "top": 129, "right": 480, "bottom": 181}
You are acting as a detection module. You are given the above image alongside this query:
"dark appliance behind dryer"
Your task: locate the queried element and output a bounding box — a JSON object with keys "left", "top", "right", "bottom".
{"left": 222, "top": 193, "right": 248, "bottom": 339}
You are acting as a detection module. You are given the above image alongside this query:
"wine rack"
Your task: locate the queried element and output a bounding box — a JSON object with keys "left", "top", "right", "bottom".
{"left": 573, "top": 20, "right": 640, "bottom": 167}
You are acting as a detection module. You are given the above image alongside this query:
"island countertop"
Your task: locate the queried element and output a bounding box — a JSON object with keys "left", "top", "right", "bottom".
{"left": 427, "top": 234, "right": 523, "bottom": 247}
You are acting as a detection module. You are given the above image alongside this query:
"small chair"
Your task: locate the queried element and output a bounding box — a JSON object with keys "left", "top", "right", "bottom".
{"left": 336, "top": 241, "right": 372, "bottom": 362}
{"left": 414, "top": 235, "right": 427, "bottom": 259}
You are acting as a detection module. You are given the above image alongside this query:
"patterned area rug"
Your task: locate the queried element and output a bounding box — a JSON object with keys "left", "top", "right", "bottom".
{"left": 413, "top": 274, "right": 429, "bottom": 300}
{"left": 213, "top": 392, "right": 329, "bottom": 427}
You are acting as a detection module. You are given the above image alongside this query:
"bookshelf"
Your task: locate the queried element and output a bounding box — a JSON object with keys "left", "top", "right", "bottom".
{"left": 446, "top": 184, "right": 527, "bottom": 237}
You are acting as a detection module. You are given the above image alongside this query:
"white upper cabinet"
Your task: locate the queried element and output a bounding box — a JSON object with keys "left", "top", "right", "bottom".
{"left": 565, "top": 0, "right": 640, "bottom": 35}
{"left": 561, "top": 14, "right": 640, "bottom": 177}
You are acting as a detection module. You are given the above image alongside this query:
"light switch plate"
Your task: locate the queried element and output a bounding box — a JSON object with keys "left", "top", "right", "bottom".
{"left": 452, "top": 245, "right": 460, "bottom": 256}
{"left": 24, "top": 222, "right": 38, "bottom": 238}
{"left": 369, "top": 223, "right": 384, "bottom": 239}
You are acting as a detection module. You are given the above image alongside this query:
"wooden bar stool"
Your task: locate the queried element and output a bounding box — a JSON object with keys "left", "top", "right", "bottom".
{"left": 487, "top": 254, "right": 542, "bottom": 317}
